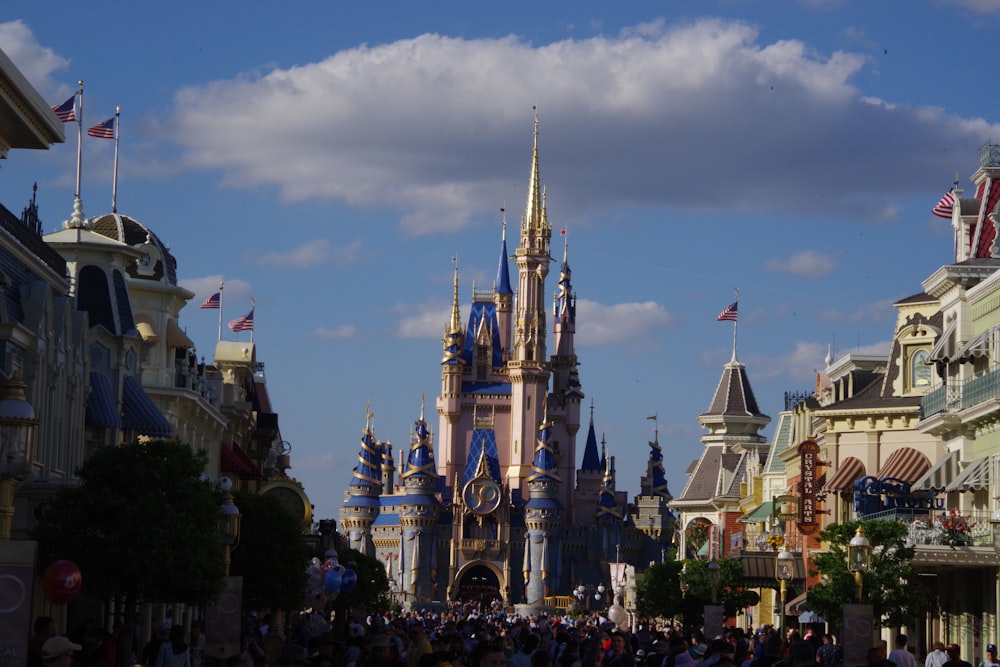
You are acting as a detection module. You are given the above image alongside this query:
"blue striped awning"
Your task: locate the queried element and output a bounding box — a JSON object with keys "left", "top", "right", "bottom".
{"left": 122, "top": 375, "right": 172, "bottom": 438}
{"left": 86, "top": 372, "right": 122, "bottom": 429}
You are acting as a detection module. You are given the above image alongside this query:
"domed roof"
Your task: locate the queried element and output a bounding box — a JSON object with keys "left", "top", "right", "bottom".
{"left": 89, "top": 213, "right": 178, "bottom": 285}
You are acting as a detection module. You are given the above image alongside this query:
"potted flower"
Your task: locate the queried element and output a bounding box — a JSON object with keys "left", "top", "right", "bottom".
{"left": 936, "top": 508, "right": 975, "bottom": 547}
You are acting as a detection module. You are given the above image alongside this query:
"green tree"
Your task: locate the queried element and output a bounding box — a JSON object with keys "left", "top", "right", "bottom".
{"left": 33, "top": 440, "right": 226, "bottom": 666}
{"left": 636, "top": 559, "right": 759, "bottom": 624}
{"left": 807, "top": 519, "right": 928, "bottom": 629}
{"left": 230, "top": 490, "right": 312, "bottom": 612}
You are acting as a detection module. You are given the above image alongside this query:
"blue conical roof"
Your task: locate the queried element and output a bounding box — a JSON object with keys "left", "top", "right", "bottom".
{"left": 581, "top": 413, "right": 601, "bottom": 472}
{"left": 497, "top": 232, "right": 513, "bottom": 295}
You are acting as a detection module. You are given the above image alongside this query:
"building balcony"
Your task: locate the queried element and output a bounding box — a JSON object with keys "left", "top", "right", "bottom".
{"left": 861, "top": 508, "right": 997, "bottom": 548}
{"left": 921, "top": 367, "right": 1000, "bottom": 418}
{"left": 459, "top": 539, "right": 502, "bottom": 560}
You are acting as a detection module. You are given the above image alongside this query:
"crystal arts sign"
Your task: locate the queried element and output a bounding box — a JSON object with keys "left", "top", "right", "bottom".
{"left": 797, "top": 439, "right": 820, "bottom": 536}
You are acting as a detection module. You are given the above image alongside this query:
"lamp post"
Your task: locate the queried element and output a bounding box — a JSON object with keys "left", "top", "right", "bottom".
{"left": 775, "top": 547, "right": 794, "bottom": 640}
{"left": 991, "top": 508, "right": 1000, "bottom": 649}
{"left": 218, "top": 477, "right": 241, "bottom": 576}
{"left": 573, "top": 583, "right": 606, "bottom": 612}
{"left": 679, "top": 562, "right": 690, "bottom": 599}
{"left": 847, "top": 525, "right": 871, "bottom": 603}
{"left": 0, "top": 375, "right": 37, "bottom": 540}
{"left": 707, "top": 560, "right": 721, "bottom": 604}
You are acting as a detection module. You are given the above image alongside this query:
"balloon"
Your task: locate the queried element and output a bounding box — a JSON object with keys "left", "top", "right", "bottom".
{"left": 323, "top": 569, "right": 342, "bottom": 593}
{"left": 310, "top": 557, "right": 321, "bottom": 567}
{"left": 608, "top": 603, "right": 627, "bottom": 628}
{"left": 340, "top": 569, "right": 357, "bottom": 592}
{"left": 41, "top": 560, "right": 82, "bottom": 605}
{"left": 322, "top": 559, "right": 338, "bottom": 573}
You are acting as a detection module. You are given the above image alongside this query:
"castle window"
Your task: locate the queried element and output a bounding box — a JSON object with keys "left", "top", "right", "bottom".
{"left": 476, "top": 345, "right": 488, "bottom": 381}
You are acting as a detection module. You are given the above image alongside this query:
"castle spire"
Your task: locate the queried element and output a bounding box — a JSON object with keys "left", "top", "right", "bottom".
{"left": 581, "top": 401, "right": 601, "bottom": 471}
{"left": 525, "top": 106, "right": 544, "bottom": 233}
{"left": 441, "top": 258, "right": 465, "bottom": 365}
{"left": 497, "top": 210, "right": 513, "bottom": 295}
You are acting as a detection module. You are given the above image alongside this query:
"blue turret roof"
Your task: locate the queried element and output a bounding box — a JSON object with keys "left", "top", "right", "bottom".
{"left": 526, "top": 415, "right": 560, "bottom": 485}
{"left": 647, "top": 438, "right": 671, "bottom": 500}
{"left": 554, "top": 240, "right": 575, "bottom": 323}
{"left": 581, "top": 409, "right": 601, "bottom": 472}
{"left": 497, "top": 223, "right": 513, "bottom": 295}
{"left": 596, "top": 451, "right": 621, "bottom": 520}
{"left": 401, "top": 404, "right": 440, "bottom": 490}
{"left": 349, "top": 415, "right": 381, "bottom": 491}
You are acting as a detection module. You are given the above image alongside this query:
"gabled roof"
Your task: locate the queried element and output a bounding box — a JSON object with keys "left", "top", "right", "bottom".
{"left": 674, "top": 445, "right": 748, "bottom": 502}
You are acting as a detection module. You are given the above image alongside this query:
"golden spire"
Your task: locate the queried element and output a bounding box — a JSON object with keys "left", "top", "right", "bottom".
{"left": 449, "top": 257, "right": 461, "bottom": 333}
{"left": 524, "top": 106, "right": 544, "bottom": 232}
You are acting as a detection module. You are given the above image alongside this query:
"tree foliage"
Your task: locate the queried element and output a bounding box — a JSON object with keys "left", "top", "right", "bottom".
{"left": 807, "top": 519, "right": 928, "bottom": 629}
{"left": 230, "top": 490, "right": 312, "bottom": 612}
{"left": 33, "top": 440, "right": 226, "bottom": 606}
{"left": 636, "top": 558, "right": 760, "bottom": 623}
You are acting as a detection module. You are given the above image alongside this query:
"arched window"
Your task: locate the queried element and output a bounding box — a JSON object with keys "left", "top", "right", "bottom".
{"left": 911, "top": 348, "right": 931, "bottom": 388}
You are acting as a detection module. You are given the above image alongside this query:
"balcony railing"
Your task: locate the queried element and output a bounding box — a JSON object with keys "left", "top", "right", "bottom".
{"left": 861, "top": 509, "right": 996, "bottom": 547}
{"left": 921, "top": 366, "right": 1000, "bottom": 419}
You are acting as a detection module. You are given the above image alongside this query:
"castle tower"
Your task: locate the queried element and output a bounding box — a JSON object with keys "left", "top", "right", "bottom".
{"left": 508, "top": 110, "right": 553, "bottom": 492}
{"left": 339, "top": 406, "right": 382, "bottom": 556}
{"left": 495, "top": 216, "right": 514, "bottom": 360}
{"left": 398, "top": 398, "right": 440, "bottom": 601}
{"left": 525, "top": 402, "right": 562, "bottom": 604}
{"left": 437, "top": 263, "right": 465, "bottom": 482}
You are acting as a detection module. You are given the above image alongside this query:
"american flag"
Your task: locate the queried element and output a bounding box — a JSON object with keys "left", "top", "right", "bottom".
{"left": 200, "top": 292, "right": 221, "bottom": 309}
{"left": 50, "top": 95, "right": 76, "bottom": 123}
{"left": 717, "top": 301, "right": 738, "bottom": 322}
{"left": 87, "top": 117, "right": 115, "bottom": 139}
{"left": 228, "top": 309, "right": 254, "bottom": 332}
{"left": 932, "top": 189, "right": 956, "bottom": 219}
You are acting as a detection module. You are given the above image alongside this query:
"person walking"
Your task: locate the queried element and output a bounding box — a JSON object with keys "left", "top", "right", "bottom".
{"left": 926, "top": 644, "right": 948, "bottom": 667}
{"left": 977, "top": 644, "right": 1000, "bottom": 667}
{"left": 888, "top": 635, "right": 916, "bottom": 667}
{"left": 942, "top": 644, "right": 972, "bottom": 667}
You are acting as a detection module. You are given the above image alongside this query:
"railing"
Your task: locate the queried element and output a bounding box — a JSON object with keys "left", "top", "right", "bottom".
{"left": 861, "top": 509, "right": 996, "bottom": 547}
{"left": 921, "top": 367, "right": 1000, "bottom": 419}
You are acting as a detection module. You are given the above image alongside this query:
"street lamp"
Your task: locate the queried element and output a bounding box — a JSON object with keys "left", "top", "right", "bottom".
{"left": 679, "top": 562, "right": 690, "bottom": 598}
{"left": 847, "top": 525, "right": 871, "bottom": 603}
{"left": 574, "top": 583, "right": 606, "bottom": 611}
{"left": 218, "top": 476, "right": 241, "bottom": 576}
{"left": 775, "top": 547, "right": 794, "bottom": 640}
{"left": 707, "top": 560, "right": 721, "bottom": 604}
{"left": 0, "top": 375, "right": 37, "bottom": 540}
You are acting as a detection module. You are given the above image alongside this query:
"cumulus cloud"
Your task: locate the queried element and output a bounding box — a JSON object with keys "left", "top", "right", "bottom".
{"left": 313, "top": 325, "right": 359, "bottom": 340}
{"left": 749, "top": 341, "right": 830, "bottom": 381}
{"left": 575, "top": 299, "right": 675, "bottom": 347}
{"left": 165, "top": 20, "right": 998, "bottom": 235}
{"left": 0, "top": 20, "right": 72, "bottom": 99}
{"left": 396, "top": 301, "right": 453, "bottom": 339}
{"left": 817, "top": 299, "right": 896, "bottom": 323}
{"left": 945, "top": 0, "right": 1000, "bottom": 13}
{"left": 248, "top": 239, "right": 362, "bottom": 269}
{"left": 764, "top": 250, "right": 836, "bottom": 278}
{"left": 393, "top": 297, "right": 673, "bottom": 346}
{"left": 179, "top": 275, "right": 253, "bottom": 307}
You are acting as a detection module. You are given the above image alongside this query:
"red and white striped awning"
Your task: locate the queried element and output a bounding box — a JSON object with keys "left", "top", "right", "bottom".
{"left": 824, "top": 457, "right": 865, "bottom": 493}
{"left": 877, "top": 448, "right": 931, "bottom": 484}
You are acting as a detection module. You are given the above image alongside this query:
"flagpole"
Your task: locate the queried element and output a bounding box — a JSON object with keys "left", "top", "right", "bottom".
{"left": 68, "top": 80, "right": 86, "bottom": 228}
{"left": 732, "top": 287, "right": 740, "bottom": 360}
{"left": 217, "top": 281, "right": 224, "bottom": 342}
{"left": 111, "top": 106, "right": 121, "bottom": 213}
{"left": 249, "top": 298, "right": 255, "bottom": 344}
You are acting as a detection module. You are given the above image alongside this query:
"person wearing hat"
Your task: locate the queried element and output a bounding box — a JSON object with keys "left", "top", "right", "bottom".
{"left": 978, "top": 645, "right": 1000, "bottom": 667}
{"left": 41, "top": 636, "right": 81, "bottom": 666}
{"left": 942, "top": 644, "right": 972, "bottom": 667}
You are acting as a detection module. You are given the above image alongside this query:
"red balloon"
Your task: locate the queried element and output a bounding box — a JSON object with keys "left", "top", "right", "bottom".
{"left": 41, "top": 560, "right": 82, "bottom": 605}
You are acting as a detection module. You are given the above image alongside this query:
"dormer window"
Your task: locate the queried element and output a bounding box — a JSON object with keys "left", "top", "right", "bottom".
{"left": 910, "top": 348, "right": 931, "bottom": 389}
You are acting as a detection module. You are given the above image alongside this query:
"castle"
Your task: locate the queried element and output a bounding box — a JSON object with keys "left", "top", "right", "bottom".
{"left": 339, "top": 114, "right": 675, "bottom": 609}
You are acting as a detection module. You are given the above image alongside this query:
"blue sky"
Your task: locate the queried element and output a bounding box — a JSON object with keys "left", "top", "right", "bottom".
{"left": 2, "top": 0, "right": 999, "bottom": 523}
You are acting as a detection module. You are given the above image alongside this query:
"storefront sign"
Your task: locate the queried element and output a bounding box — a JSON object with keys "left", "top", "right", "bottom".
{"left": 797, "top": 439, "right": 820, "bottom": 535}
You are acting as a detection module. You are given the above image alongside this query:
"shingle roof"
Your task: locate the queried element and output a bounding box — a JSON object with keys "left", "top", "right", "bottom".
{"left": 702, "top": 357, "right": 768, "bottom": 419}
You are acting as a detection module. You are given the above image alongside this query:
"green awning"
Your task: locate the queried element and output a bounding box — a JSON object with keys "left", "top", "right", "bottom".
{"left": 739, "top": 500, "right": 776, "bottom": 523}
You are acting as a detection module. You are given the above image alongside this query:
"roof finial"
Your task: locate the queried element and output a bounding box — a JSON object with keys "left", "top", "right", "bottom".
{"left": 525, "top": 105, "right": 543, "bottom": 231}
{"left": 562, "top": 227, "right": 569, "bottom": 264}
{"left": 590, "top": 399, "right": 595, "bottom": 425}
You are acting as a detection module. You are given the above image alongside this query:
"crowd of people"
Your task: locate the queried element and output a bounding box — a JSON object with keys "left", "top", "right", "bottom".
{"left": 27, "top": 605, "right": 999, "bottom": 667}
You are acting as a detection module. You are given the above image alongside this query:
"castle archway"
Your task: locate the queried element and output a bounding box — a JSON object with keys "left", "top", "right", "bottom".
{"left": 454, "top": 562, "right": 503, "bottom": 609}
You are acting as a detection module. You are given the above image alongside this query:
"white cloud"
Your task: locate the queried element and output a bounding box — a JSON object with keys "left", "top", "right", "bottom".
{"left": 764, "top": 250, "right": 836, "bottom": 278}
{"left": 179, "top": 275, "right": 253, "bottom": 307}
{"left": 248, "top": 239, "right": 362, "bottom": 269}
{"left": 0, "top": 20, "right": 72, "bottom": 99}
{"left": 575, "top": 299, "right": 675, "bottom": 347}
{"left": 313, "top": 325, "right": 359, "bottom": 340}
{"left": 945, "top": 0, "right": 1000, "bottom": 14}
{"left": 396, "top": 301, "right": 453, "bottom": 339}
{"left": 749, "top": 341, "right": 830, "bottom": 381}
{"left": 164, "top": 20, "right": 998, "bottom": 235}
{"left": 817, "top": 299, "right": 896, "bottom": 323}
